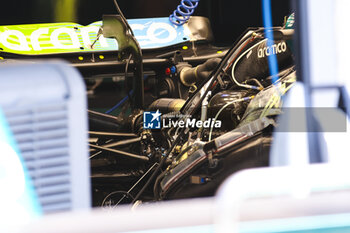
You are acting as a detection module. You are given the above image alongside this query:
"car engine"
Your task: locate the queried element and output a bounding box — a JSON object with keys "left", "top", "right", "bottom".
{"left": 88, "top": 16, "right": 296, "bottom": 207}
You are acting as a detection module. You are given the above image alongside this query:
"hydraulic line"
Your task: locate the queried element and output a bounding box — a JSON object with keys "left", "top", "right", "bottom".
{"left": 208, "top": 96, "right": 255, "bottom": 141}
{"left": 102, "top": 15, "right": 144, "bottom": 109}
{"left": 105, "top": 94, "right": 131, "bottom": 115}
{"left": 246, "top": 78, "right": 264, "bottom": 89}
{"left": 105, "top": 54, "right": 133, "bottom": 114}
{"left": 125, "top": 54, "right": 133, "bottom": 108}
{"left": 198, "top": 91, "right": 211, "bottom": 139}
{"left": 175, "top": 144, "right": 195, "bottom": 162}
{"left": 133, "top": 78, "right": 215, "bottom": 201}
{"left": 113, "top": 0, "right": 134, "bottom": 36}
{"left": 224, "top": 34, "right": 261, "bottom": 73}
{"left": 105, "top": 75, "right": 148, "bottom": 115}
{"left": 132, "top": 128, "right": 185, "bottom": 203}
{"left": 230, "top": 39, "right": 267, "bottom": 90}
{"left": 134, "top": 30, "right": 268, "bottom": 202}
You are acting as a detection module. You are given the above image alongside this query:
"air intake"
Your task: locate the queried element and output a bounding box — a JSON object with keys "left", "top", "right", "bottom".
{"left": 0, "top": 61, "right": 90, "bottom": 213}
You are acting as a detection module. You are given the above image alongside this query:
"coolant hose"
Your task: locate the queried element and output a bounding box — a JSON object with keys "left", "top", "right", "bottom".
{"left": 179, "top": 58, "right": 221, "bottom": 86}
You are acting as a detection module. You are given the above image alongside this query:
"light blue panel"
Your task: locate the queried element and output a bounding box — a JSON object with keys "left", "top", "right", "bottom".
{"left": 123, "top": 225, "right": 213, "bottom": 233}
{"left": 0, "top": 108, "right": 42, "bottom": 228}
{"left": 90, "top": 17, "right": 190, "bottom": 50}
{"left": 240, "top": 213, "right": 350, "bottom": 233}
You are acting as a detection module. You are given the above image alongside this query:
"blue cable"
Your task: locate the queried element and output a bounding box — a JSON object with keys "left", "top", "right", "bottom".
{"left": 105, "top": 90, "right": 133, "bottom": 114}
{"left": 105, "top": 75, "right": 148, "bottom": 114}
{"left": 262, "top": 0, "right": 279, "bottom": 85}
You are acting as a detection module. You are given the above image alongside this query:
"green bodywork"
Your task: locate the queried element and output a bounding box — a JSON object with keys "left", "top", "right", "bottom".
{"left": 285, "top": 13, "right": 295, "bottom": 29}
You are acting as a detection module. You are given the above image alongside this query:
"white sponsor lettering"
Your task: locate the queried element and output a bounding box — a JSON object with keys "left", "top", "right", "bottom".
{"left": 0, "top": 30, "right": 30, "bottom": 51}
{"left": 0, "top": 22, "right": 179, "bottom": 51}
{"left": 147, "top": 23, "right": 177, "bottom": 44}
{"left": 132, "top": 22, "right": 177, "bottom": 46}
{"left": 131, "top": 23, "right": 147, "bottom": 41}
{"left": 258, "top": 41, "right": 287, "bottom": 58}
{"left": 31, "top": 28, "right": 49, "bottom": 51}
{"left": 50, "top": 28, "right": 81, "bottom": 49}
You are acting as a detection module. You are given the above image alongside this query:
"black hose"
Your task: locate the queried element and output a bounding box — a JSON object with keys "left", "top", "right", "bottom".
{"left": 132, "top": 129, "right": 184, "bottom": 203}
{"left": 153, "top": 145, "right": 193, "bottom": 200}
{"left": 125, "top": 54, "right": 133, "bottom": 108}
{"left": 153, "top": 170, "right": 167, "bottom": 200}
{"left": 88, "top": 110, "right": 123, "bottom": 132}
{"left": 133, "top": 29, "right": 268, "bottom": 202}
{"left": 132, "top": 157, "right": 165, "bottom": 203}
{"left": 180, "top": 31, "right": 255, "bottom": 114}
{"left": 132, "top": 55, "right": 221, "bottom": 201}
{"left": 179, "top": 58, "right": 222, "bottom": 87}
{"left": 113, "top": 0, "right": 134, "bottom": 36}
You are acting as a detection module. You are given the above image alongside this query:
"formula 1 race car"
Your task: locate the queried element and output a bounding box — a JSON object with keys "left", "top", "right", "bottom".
{"left": 0, "top": 6, "right": 295, "bottom": 207}
{"left": 87, "top": 14, "right": 296, "bottom": 206}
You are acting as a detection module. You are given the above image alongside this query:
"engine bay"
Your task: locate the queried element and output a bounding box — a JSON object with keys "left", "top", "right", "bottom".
{"left": 0, "top": 5, "right": 296, "bottom": 208}
{"left": 87, "top": 16, "right": 296, "bottom": 206}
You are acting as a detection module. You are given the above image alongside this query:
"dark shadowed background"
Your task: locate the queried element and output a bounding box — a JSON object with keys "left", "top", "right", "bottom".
{"left": 0, "top": 0, "right": 291, "bottom": 45}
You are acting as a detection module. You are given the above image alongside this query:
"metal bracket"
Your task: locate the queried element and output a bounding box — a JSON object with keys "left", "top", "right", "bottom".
{"left": 102, "top": 15, "right": 144, "bottom": 109}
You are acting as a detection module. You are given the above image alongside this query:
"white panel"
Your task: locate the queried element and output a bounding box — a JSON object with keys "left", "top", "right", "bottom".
{"left": 0, "top": 62, "right": 90, "bottom": 214}
{"left": 336, "top": 0, "right": 350, "bottom": 88}
{"left": 307, "top": 0, "right": 340, "bottom": 86}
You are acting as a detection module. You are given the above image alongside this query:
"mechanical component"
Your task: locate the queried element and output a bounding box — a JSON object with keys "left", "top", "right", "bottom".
{"left": 88, "top": 110, "right": 123, "bottom": 132}
{"left": 88, "top": 23, "right": 297, "bottom": 205}
{"left": 178, "top": 58, "right": 221, "bottom": 87}
{"left": 207, "top": 90, "right": 251, "bottom": 131}
{"left": 158, "top": 78, "right": 176, "bottom": 98}
{"left": 89, "top": 144, "right": 149, "bottom": 161}
{"left": 231, "top": 36, "right": 294, "bottom": 86}
{"left": 148, "top": 98, "right": 186, "bottom": 113}
{"left": 102, "top": 15, "right": 144, "bottom": 109}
